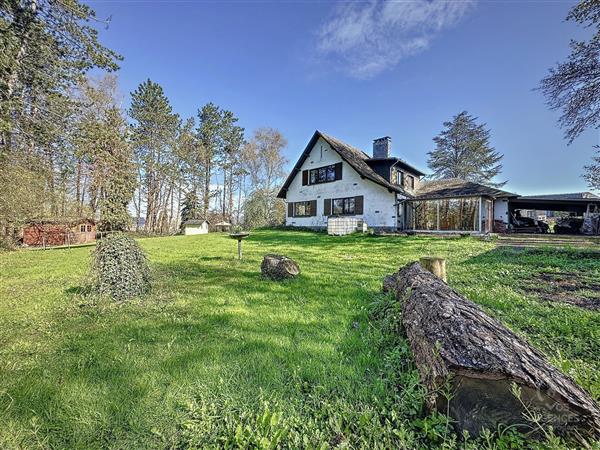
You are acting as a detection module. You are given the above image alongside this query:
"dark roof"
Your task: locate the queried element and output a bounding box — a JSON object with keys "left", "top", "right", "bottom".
{"left": 413, "top": 179, "right": 518, "bottom": 200}
{"left": 184, "top": 219, "right": 209, "bottom": 225}
{"left": 277, "top": 130, "right": 416, "bottom": 198}
{"left": 518, "top": 192, "right": 600, "bottom": 201}
{"left": 26, "top": 217, "right": 96, "bottom": 225}
{"left": 365, "top": 157, "right": 426, "bottom": 177}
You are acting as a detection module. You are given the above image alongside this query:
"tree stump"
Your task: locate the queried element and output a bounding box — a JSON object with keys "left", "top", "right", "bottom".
{"left": 383, "top": 262, "right": 600, "bottom": 440}
{"left": 419, "top": 256, "right": 447, "bottom": 282}
{"left": 261, "top": 254, "right": 300, "bottom": 280}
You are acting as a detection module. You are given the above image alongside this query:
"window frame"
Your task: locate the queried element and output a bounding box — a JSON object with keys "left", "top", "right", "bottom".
{"left": 294, "top": 201, "right": 313, "bottom": 217}
{"left": 309, "top": 164, "right": 337, "bottom": 185}
{"left": 332, "top": 196, "right": 356, "bottom": 215}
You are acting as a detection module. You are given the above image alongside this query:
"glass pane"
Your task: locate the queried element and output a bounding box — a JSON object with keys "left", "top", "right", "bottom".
{"left": 318, "top": 168, "right": 326, "bottom": 182}
{"left": 333, "top": 199, "right": 344, "bottom": 215}
{"left": 326, "top": 165, "right": 336, "bottom": 181}
{"left": 310, "top": 170, "right": 316, "bottom": 184}
{"left": 411, "top": 201, "right": 437, "bottom": 230}
{"left": 345, "top": 197, "right": 355, "bottom": 214}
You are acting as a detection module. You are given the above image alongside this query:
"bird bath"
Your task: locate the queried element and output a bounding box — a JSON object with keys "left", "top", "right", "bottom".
{"left": 229, "top": 232, "right": 250, "bottom": 259}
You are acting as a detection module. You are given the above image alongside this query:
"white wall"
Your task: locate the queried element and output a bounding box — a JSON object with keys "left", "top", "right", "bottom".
{"left": 284, "top": 137, "right": 398, "bottom": 228}
{"left": 184, "top": 222, "right": 209, "bottom": 235}
{"left": 494, "top": 199, "right": 509, "bottom": 224}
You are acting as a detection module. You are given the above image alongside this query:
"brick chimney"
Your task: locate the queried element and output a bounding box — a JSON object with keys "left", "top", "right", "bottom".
{"left": 373, "top": 136, "right": 391, "bottom": 158}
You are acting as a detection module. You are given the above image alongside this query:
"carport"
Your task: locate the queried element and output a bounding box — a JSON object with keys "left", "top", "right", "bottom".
{"left": 509, "top": 194, "right": 600, "bottom": 216}
{"left": 507, "top": 193, "right": 600, "bottom": 234}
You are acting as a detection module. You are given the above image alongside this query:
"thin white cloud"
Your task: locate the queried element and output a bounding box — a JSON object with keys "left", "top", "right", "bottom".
{"left": 317, "top": 0, "right": 476, "bottom": 79}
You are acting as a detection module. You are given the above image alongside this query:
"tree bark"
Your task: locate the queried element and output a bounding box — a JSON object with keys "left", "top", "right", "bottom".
{"left": 261, "top": 254, "right": 300, "bottom": 280}
{"left": 383, "top": 262, "right": 600, "bottom": 440}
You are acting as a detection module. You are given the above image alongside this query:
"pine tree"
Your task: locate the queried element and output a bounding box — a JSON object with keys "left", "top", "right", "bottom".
{"left": 1, "top": 0, "right": 121, "bottom": 151}
{"left": 180, "top": 190, "right": 202, "bottom": 231}
{"left": 129, "top": 80, "right": 179, "bottom": 233}
{"left": 197, "top": 103, "right": 223, "bottom": 215}
{"left": 218, "top": 110, "right": 244, "bottom": 221}
{"left": 427, "top": 111, "right": 504, "bottom": 186}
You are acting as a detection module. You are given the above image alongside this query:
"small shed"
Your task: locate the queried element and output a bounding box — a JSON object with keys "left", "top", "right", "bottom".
{"left": 22, "top": 218, "right": 96, "bottom": 247}
{"left": 183, "top": 219, "right": 209, "bottom": 235}
{"left": 214, "top": 221, "right": 232, "bottom": 232}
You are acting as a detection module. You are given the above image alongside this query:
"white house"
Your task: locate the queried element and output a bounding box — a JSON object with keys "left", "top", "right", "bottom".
{"left": 278, "top": 131, "right": 600, "bottom": 234}
{"left": 277, "top": 131, "right": 426, "bottom": 231}
{"left": 183, "top": 219, "right": 209, "bottom": 235}
{"left": 277, "top": 131, "right": 523, "bottom": 234}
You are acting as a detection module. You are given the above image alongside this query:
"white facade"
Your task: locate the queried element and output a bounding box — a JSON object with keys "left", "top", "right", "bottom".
{"left": 494, "top": 198, "right": 509, "bottom": 223}
{"left": 285, "top": 137, "right": 399, "bottom": 229}
{"left": 184, "top": 221, "right": 209, "bottom": 235}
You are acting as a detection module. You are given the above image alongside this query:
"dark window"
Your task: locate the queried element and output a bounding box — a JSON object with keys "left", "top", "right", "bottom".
{"left": 294, "top": 201, "right": 313, "bottom": 217}
{"left": 79, "top": 225, "right": 86, "bottom": 232}
{"left": 86, "top": 225, "right": 92, "bottom": 232}
{"left": 309, "top": 164, "right": 338, "bottom": 184}
{"left": 403, "top": 173, "right": 415, "bottom": 190}
{"left": 332, "top": 197, "right": 356, "bottom": 215}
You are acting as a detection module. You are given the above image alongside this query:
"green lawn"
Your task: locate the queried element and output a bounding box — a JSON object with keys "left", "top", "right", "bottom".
{"left": 0, "top": 230, "right": 598, "bottom": 449}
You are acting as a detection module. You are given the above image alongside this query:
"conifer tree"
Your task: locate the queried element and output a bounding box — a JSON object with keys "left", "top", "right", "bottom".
{"left": 180, "top": 190, "right": 202, "bottom": 231}
{"left": 427, "top": 111, "right": 504, "bottom": 186}
{"left": 129, "top": 80, "right": 179, "bottom": 232}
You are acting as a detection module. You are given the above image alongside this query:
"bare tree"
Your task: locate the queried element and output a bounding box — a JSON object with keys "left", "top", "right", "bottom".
{"left": 539, "top": 1, "right": 600, "bottom": 143}
{"left": 242, "top": 128, "right": 288, "bottom": 227}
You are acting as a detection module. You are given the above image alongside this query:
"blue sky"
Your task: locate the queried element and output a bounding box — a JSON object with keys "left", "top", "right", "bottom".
{"left": 90, "top": 0, "right": 597, "bottom": 195}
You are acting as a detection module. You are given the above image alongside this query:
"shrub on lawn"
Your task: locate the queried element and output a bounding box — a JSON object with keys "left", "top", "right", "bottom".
{"left": 90, "top": 233, "right": 150, "bottom": 300}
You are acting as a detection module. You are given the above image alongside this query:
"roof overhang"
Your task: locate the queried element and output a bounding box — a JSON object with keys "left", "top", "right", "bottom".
{"left": 509, "top": 197, "right": 600, "bottom": 213}
{"left": 277, "top": 130, "right": 408, "bottom": 198}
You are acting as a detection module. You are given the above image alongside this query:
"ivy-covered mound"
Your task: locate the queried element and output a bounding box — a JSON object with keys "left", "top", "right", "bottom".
{"left": 90, "top": 233, "right": 151, "bottom": 300}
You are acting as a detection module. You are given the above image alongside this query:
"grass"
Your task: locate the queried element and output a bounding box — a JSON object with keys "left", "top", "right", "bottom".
{"left": 0, "top": 229, "right": 598, "bottom": 448}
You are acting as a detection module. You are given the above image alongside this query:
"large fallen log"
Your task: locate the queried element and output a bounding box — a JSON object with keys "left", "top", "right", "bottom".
{"left": 383, "top": 262, "right": 600, "bottom": 440}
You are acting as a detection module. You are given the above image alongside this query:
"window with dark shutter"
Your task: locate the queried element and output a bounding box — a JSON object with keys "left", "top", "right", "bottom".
{"left": 330, "top": 196, "right": 361, "bottom": 215}
{"left": 288, "top": 202, "right": 294, "bottom": 218}
{"left": 355, "top": 195, "right": 364, "bottom": 214}
{"left": 293, "top": 200, "right": 316, "bottom": 217}
{"left": 324, "top": 199, "right": 332, "bottom": 216}
{"left": 334, "top": 162, "right": 342, "bottom": 180}
{"left": 302, "top": 170, "right": 308, "bottom": 186}
{"left": 307, "top": 163, "right": 340, "bottom": 185}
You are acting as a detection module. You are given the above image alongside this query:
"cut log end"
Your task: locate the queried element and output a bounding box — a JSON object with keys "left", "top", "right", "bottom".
{"left": 261, "top": 254, "right": 300, "bottom": 280}
{"left": 419, "top": 256, "right": 447, "bottom": 282}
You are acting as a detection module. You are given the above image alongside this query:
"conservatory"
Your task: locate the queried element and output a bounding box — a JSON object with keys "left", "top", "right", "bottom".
{"left": 403, "top": 179, "right": 517, "bottom": 234}
{"left": 405, "top": 197, "right": 493, "bottom": 233}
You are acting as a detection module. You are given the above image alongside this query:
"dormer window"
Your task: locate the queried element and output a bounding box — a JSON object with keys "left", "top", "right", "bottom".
{"left": 404, "top": 174, "right": 415, "bottom": 190}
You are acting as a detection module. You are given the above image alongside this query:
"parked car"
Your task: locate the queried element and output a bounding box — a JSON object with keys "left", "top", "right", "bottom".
{"left": 554, "top": 216, "right": 584, "bottom": 235}
{"left": 510, "top": 211, "right": 550, "bottom": 233}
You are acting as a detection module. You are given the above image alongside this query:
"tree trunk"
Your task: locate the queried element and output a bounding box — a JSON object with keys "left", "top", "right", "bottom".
{"left": 383, "top": 262, "right": 600, "bottom": 441}
{"left": 419, "top": 256, "right": 446, "bottom": 282}
{"left": 228, "top": 166, "right": 234, "bottom": 222}
{"left": 203, "top": 160, "right": 211, "bottom": 216}
{"left": 222, "top": 167, "right": 227, "bottom": 219}
{"left": 261, "top": 254, "right": 300, "bottom": 280}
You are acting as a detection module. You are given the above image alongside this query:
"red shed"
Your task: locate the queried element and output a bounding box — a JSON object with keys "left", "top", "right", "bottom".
{"left": 22, "top": 218, "right": 96, "bottom": 247}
